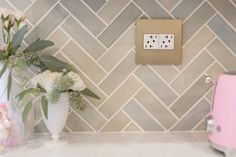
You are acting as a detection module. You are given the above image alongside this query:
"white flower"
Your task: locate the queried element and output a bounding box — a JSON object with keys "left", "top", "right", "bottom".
{"left": 67, "top": 71, "right": 86, "bottom": 91}
{"left": 31, "top": 70, "right": 62, "bottom": 91}
{"left": 0, "top": 42, "right": 8, "bottom": 51}
{"left": 14, "top": 10, "right": 25, "bottom": 21}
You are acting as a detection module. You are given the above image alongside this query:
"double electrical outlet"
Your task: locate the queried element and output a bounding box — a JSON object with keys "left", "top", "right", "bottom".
{"left": 143, "top": 34, "right": 174, "bottom": 50}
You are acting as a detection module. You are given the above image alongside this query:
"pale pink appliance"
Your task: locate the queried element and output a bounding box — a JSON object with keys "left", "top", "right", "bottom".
{"left": 206, "top": 72, "right": 236, "bottom": 157}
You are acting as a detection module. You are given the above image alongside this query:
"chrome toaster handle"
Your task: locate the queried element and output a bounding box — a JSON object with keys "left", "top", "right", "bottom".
{"left": 205, "top": 115, "right": 215, "bottom": 134}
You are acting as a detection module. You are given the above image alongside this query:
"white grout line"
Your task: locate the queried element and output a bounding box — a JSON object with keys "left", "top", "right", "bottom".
{"left": 61, "top": 29, "right": 108, "bottom": 74}
{"left": 167, "top": 62, "right": 216, "bottom": 131}
{"left": 97, "top": 48, "right": 135, "bottom": 86}
{"left": 59, "top": 2, "right": 108, "bottom": 50}
{"left": 59, "top": 51, "right": 109, "bottom": 99}
{"left": 132, "top": 74, "right": 180, "bottom": 121}
{"left": 133, "top": 98, "right": 166, "bottom": 130}
{"left": 229, "top": 0, "right": 236, "bottom": 7}
{"left": 80, "top": 0, "right": 108, "bottom": 27}
{"left": 182, "top": 0, "right": 206, "bottom": 23}
{"left": 24, "top": 1, "right": 59, "bottom": 37}
{"left": 154, "top": 0, "right": 176, "bottom": 19}
{"left": 121, "top": 109, "right": 145, "bottom": 132}
{"left": 97, "top": 63, "right": 141, "bottom": 109}
{"left": 23, "top": 0, "right": 37, "bottom": 12}
{"left": 148, "top": 65, "right": 180, "bottom": 96}
{"left": 205, "top": 49, "right": 227, "bottom": 71}
{"left": 168, "top": 58, "right": 216, "bottom": 109}
{"left": 52, "top": 37, "right": 71, "bottom": 57}
{"left": 182, "top": 12, "right": 217, "bottom": 48}
{"left": 169, "top": 36, "right": 217, "bottom": 85}
{"left": 96, "top": 24, "right": 135, "bottom": 62}
{"left": 206, "top": 0, "right": 236, "bottom": 33}
{"left": 169, "top": 0, "right": 183, "bottom": 13}
{"left": 96, "top": 0, "right": 109, "bottom": 15}
{"left": 121, "top": 121, "right": 132, "bottom": 132}
{"left": 96, "top": 1, "right": 133, "bottom": 38}
{"left": 206, "top": 24, "right": 236, "bottom": 58}
{"left": 69, "top": 106, "right": 97, "bottom": 132}
{"left": 132, "top": 0, "right": 151, "bottom": 19}
{"left": 97, "top": 85, "right": 143, "bottom": 132}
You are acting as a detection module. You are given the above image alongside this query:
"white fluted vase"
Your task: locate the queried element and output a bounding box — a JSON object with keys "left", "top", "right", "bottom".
{"left": 42, "top": 93, "right": 69, "bottom": 140}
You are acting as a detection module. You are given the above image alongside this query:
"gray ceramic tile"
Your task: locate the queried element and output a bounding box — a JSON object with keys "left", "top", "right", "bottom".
{"left": 99, "top": 76, "right": 142, "bottom": 118}
{"left": 205, "top": 88, "right": 214, "bottom": 103}
{"left": 102, "top": 111, "right": 130, "bottom": 132}
{"left": 171, "top": 0, "right": 203, "bottom": 20}
{"left": 158, "top": 0, "right": 181, "bottom": 11}
{"left": 61, "top": 16, "right": 106, "bottom": 59}
{"left": 124, "top": 100, "right": 164, "bottom": 131}
{"left": 34, "top": 120, "right": 49, "bottom": 133}
{"left": 56, "top": 53, "right": 107, "bottom": 107}
{"left": 9, "top": 0, "right": 31, "bottom": 10}
{"left": 207, "top": 39, "right": 236, "bottom": 71}
{"left": 25, "top": 4, "right": 68, "bottom": 43}
{"left": 98, "top": 0, "right": 130, "bottom": 24}
{"left": 99, "top": 26, "right": 135, "bottom": 71}
{"left": 208, "top": 15, "right": 236, "bottom": 53}
{"left": 42, "top": 28, "right": 69, "bottom": 55}
{"left": 26, "top": 0, "right": 58, "bottom": 25}
{"left": 206, "top": 63, "right": 225, "bottom": 81}
{"left": 171, "top": 51, "right": 214, "bottom": 94}
{"left": 232, "top": 0, "right": 236, "bottom": 4}
{"left": 98, "top": 3, "right": 142, "bottom": 47}
{"left": 61, "top": 0, "right": 105, "bottom": 36}
{"left": 0, "top": 0, "right": 13, "bottom": 8}
{"left": 151, "top": 65, "right": 179, "bottom": 83}
{"left": 66, "top": 112, "right": 93, "bottom": 132}
{"left": 171, "top": 75, "right": 212, "bottom": 118}
{"left": 135, "top": 66, "right": 178, "bottom": 106}
{"left": 183, "top": 2, "right": 215, "bottom": 44}
{"left": 171, "top": 99, "right": 210, "bottom": 131}
{"left": 134, "top": 0, "right": 171, "bottom": 18}
{"left": 208, "top": 0, "right": 236, "bottom": 29}
{"left": 135, "top": 88, "right": 177, "bottom": 129}
{"left": 62, "top": 41, "right": 106, "bottom": 84}
{"left": 99, "top": 52, "right": 137, "bottom": 94}
{"left": 71, "top": 103, "right": 106, "bottom": 131}
{"left": 124, "top": 123, "right": 141, "bottom": 132}
{"left": 83, "top": 0, "right": 106, "bottom": 12}
{"left": 194, "top": 121, "right": 205, "bottom": 131}
{"left": 175, "top": 26, "right": 215, "bottom": 70}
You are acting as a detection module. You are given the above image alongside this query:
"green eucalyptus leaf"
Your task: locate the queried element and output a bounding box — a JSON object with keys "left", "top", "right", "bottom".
{"left": 37, "top": 83, "right": 46, "bottom": 93}
{"left": 7, "top": 72, "right": 12, "bottom": 100}
{"left": 39, "top": 55, "right": 74, "bottom": 72}
{"left": 0, "top": 61, "right": 8, "bottom": 78}
{"left": 81, "top": 88, "right": 100, "bottom": 99}
{"left": 16, "top": 88, "right": 33, "bottom": 102}
{"left": 24, "top": 40, "right": 54, "bottom": 53}
{"left": 22, "top": 101, "right": 32, "bottom": 121}
{"left": 11, "top": 25, "right": 28, "bottom": 50}
{"left": 41, "top": 95, "right": 48, "bottom": 119}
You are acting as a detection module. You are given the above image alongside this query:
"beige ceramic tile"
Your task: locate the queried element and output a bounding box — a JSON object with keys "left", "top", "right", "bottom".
{"left": 99, "top": 52, "right": 137, "bottom": 94}
{"left": 102, "top": 111, "right": 130, "bottom": 132}
{"left": 151, "top": 65, "right": 179, "bottom": 83}
{"left": 99, "top": 26, "right": 135, "bottom": 71}
{"left": 135, "top": 88, "right": 177, "bottom": 129}
{"left": 171, "top": 51, "right": 214, "bottom": 94}
{"left": 99, "top": 76, "right": 142, "bottom": 118}
{"left": 124, "top": 123, "right": 141, "bottom": 132}
{"left": 206, "top": 63, "right": 225, "bottom": 81}
{"left": 62, "top": 41, "right": 106, "bottom": 84}
{"left": 171, "top": 75, "right": 212, "bottom": 117}
{"left": 175, "top": 26, "right": 215, "bottom": 70}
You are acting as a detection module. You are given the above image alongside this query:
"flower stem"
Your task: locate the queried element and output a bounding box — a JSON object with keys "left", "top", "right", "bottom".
{"left": 1, "top": 19, "right": 6, "bottom": 43}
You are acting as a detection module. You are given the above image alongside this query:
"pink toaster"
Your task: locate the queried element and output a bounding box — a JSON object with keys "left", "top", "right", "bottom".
{"left": 206, "top": 72, "right": 236, "bottom": 156}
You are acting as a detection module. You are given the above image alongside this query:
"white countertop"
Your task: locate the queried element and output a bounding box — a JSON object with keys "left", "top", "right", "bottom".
{"left": 3, "top": 133, "right": 223, "bottom": 157}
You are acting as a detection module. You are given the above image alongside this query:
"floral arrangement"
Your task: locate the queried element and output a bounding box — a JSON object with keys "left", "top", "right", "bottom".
{"left": 0, "top": 8, "right": 100, "bottom": 121}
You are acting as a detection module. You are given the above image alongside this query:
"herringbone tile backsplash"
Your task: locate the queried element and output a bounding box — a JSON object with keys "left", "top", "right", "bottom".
{"left": 1, "top": 0, "right": 236, "bottom": 133}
